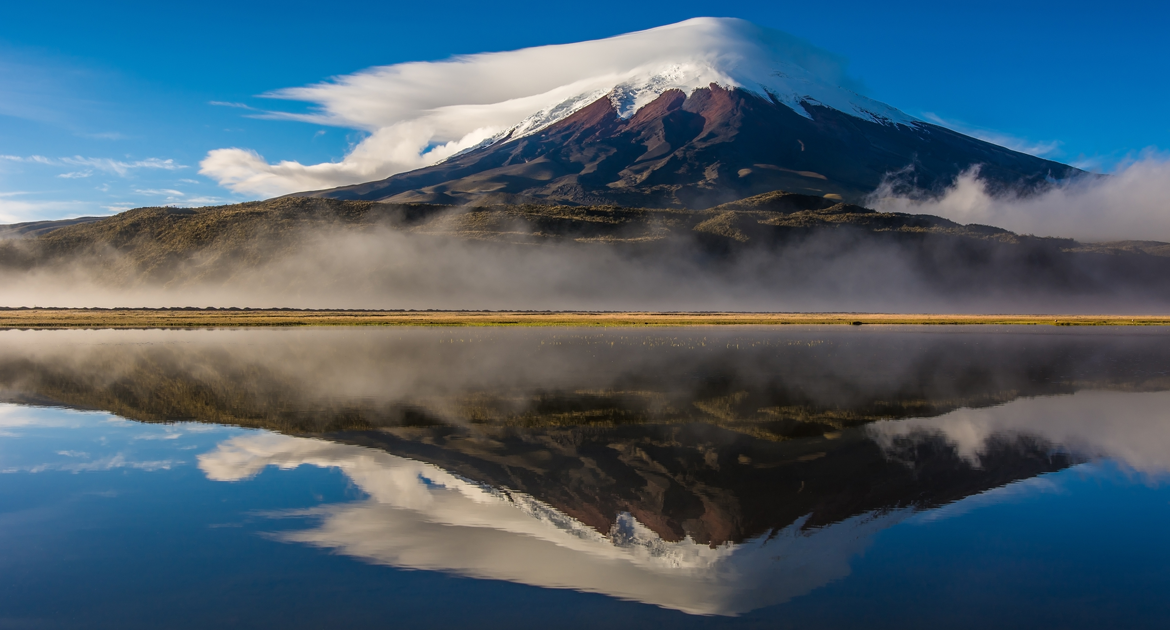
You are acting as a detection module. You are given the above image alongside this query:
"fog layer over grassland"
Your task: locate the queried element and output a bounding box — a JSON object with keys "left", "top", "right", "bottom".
{"left": 1, "top": 190, "right": 1169, "bottom": 312}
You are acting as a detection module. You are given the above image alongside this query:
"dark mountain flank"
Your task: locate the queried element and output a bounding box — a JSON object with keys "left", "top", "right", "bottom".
{"left": 292, "top": 86, "right": 1080, "bottom": 208}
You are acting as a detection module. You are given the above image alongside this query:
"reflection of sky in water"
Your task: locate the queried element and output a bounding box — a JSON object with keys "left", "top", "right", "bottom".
{"left": 2, "top": 396, "right": 1170, "bottom": 628}
{"left": 0, "top": 405, "right": 238, "bottom": 473}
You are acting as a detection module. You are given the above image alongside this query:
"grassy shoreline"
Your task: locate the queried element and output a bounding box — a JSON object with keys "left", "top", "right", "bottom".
{"left": 1, "top": 308, "right": 1169, "bottom": 328}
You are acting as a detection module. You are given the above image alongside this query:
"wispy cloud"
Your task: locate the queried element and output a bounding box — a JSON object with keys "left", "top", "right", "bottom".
{"left": 184, "top": 196, "right": 230, "bottom": 205}
{"left": 2, "top": 154, "right": 186, "bottom": 177}
{"left": 57, "top": 170, "right": 94, "bottom": 179}
{"left": 77, "top": 131, "right": 127, "bottom": 140}
{"left": 921, "top": 113, "right": 1062, "bottom": 158}
{"left": 128, "top": 189, "right": 231, "bottom": 206}
{"left": 1, "top": 154, "right": 54, "bottom": 165}
{"left": 134, "top": 188, "right": 185, "bottom": 197}
{"left": 61, "top": 156, "right": 185, "bottom": 176}
{"left": 210, "top": 101, "right": 258, "bottom": 110}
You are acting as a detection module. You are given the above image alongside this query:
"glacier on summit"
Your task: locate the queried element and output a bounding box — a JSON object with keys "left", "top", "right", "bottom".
{"left": 200, "top": 18, "right": 916, "bottom": 197}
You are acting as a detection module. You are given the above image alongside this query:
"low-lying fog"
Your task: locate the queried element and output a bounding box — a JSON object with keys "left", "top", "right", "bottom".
{"left": 2, "top": 161, "right": 1169, "bottom": 312}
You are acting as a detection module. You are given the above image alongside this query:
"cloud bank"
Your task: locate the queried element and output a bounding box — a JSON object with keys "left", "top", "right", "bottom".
{"left": 920, "top": 113, "right": 1062, "bottom": 158}
{"left": 871, "top": 156, "right": 1170, "bottom": 242}
{"left": 199, "top": 17, "right": 905, "bottom": 197}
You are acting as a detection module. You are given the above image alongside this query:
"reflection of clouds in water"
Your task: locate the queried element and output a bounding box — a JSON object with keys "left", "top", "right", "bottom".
{"left": 0, "top": 404, "right": 79, "bottom": 433}
{"left": 200, "top": 433, "right": 906, "bottom": 616}
{"left": 3, "top": 453, "right": 181, "bottom": 474}
{"left": 132, "top": 431, "right": 183, "bottom": 441}
{"left": 910, "top": 473, "right": 1069, "bottom": 524}
{"left": 0, "top": 405, "right": 31, "bottom": 427}
{"left": 868, "top": 391, "right": 1170, "bottom": 476}
{"left": 0, "top": 403, "right": 225, "bottom": 474}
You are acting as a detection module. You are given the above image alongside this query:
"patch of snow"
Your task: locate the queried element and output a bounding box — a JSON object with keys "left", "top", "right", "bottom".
{"left": 459, "top": 19, "right": 918, "bottom": 153}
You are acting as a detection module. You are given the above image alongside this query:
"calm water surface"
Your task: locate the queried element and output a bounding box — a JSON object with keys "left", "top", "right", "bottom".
{"left": 1, "top": 327, "right": 1169, "bottom": 629}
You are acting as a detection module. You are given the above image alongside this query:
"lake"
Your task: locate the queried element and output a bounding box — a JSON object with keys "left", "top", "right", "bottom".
{"left": 1, "top": 327, "right": 1168, "bottom": 629}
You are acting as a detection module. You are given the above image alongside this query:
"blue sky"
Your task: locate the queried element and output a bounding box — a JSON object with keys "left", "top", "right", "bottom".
{"left": 2, "top": 0, "right": 1167, "bottom": 222}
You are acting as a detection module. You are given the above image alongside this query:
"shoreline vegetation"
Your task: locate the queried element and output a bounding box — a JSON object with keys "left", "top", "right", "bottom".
{"left": 1, "top": 308, "right": 1169, "bottom": 328}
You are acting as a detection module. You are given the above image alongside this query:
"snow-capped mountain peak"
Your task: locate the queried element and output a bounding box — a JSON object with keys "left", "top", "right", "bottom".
{"left": 206, "top": 18, "right": 1062, "bottom": 200}
{"left": 477, "top": 20, "right": 917, "bottom": 147}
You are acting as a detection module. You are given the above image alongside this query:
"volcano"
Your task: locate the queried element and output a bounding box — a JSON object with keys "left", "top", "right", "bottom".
{"left": 289, "top": 18, "right": 1078, "bottom": 208}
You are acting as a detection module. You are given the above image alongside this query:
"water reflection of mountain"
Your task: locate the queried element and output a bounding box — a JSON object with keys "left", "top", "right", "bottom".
{"left": 2, "top": 327, "right": 1162, "bottom": 543}
{"left": 4, "top": 327, "right": 1169, "bottom": 614}
{"left": 200, "top": 431, "right": 915, "bottom": 616}
{"left": 197, "top": 426, "right": 1074, "bottom": 616}
{"left": 195, "top": 385, "right": 1170, "bottom": 616}
{"left": 329, "top": 423, "right": 1073, "bottom": 546}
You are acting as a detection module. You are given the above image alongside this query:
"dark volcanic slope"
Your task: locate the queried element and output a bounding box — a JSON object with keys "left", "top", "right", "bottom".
{"left": 295, "top": 85, "right": 1080, "bottom": 208}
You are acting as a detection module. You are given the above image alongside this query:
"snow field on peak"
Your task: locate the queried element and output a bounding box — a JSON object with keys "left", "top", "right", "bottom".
{"left": 460, "top": 23, "right": 919, "bottom": 153}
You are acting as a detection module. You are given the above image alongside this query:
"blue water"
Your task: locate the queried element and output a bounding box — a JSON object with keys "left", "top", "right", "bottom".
{"left": 1, "top": 328, "right": 1168, "bottom": 629}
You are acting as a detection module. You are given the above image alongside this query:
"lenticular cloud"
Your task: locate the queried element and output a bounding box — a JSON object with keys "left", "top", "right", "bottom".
{"left": 199, "top": 17, "right": 901, "bottom": 197}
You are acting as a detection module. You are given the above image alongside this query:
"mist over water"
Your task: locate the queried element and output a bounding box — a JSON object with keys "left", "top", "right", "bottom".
{"left": 3, "top": 326, "right": 1168, "bottom": 439}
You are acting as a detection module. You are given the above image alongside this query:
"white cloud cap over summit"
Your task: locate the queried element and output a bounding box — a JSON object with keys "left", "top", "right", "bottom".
{"left": 200, "top": 17, "right": 912, "bottom": 197}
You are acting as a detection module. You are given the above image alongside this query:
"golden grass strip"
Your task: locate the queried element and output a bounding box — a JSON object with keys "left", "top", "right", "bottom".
{"left": 1, "top": 309, "right": 1169, "bottom": 328}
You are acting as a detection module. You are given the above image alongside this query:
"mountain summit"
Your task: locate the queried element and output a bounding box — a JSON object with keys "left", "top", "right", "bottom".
{"left": 290, "top": 18, "right": 1077, "bottom": 208}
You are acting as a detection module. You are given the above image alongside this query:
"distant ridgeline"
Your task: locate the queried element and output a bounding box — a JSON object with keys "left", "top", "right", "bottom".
{"left": 1, "top": 191, "right": 1168, "bottom": 303}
